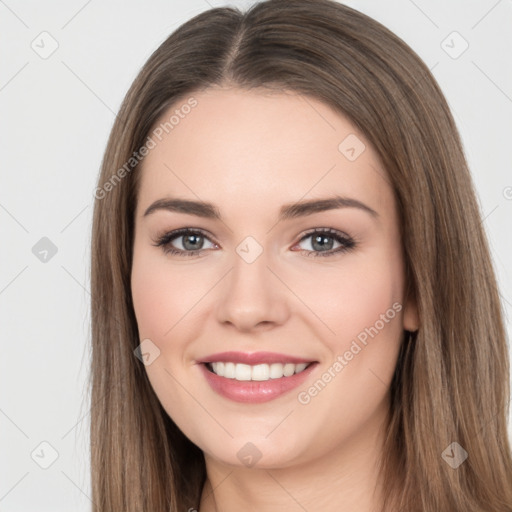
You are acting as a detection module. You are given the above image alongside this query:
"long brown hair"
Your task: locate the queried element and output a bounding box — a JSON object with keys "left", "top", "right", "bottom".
{"left": 89, "top": 0, "right": 512, "bottom": 510}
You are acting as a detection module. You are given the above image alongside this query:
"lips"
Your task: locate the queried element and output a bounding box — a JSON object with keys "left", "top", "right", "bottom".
{"left": 198, "top": 360, "right": 319, "bottom": 403}
{"left": 196, "top": 351, "right": 319, "bottom": 403}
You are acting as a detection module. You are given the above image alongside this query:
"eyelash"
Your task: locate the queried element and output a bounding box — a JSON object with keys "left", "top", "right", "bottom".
{"left": 152, "top": 227, "right": 357, "bottom": 258}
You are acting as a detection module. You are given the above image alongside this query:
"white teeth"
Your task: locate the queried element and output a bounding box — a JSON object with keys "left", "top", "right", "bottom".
{"left": 224, "top": 362, "right": 236, "bottom": 379}
{"left": 252, "top": 364, "right": 270, "bottom": 381}
{"left": 235, "top": 363, "right": 252, "bottom": 381}
{"left": 209, "top": 361, "right": 310, "bottom": 381}
{"left": 295, "top": 363, "right": 308, "bottom": 373}
{"left": 283, "top": 363, "right": 295, "bottom": 377}
{"left": 269, "top": 363, "right": 284, "bottom": 379}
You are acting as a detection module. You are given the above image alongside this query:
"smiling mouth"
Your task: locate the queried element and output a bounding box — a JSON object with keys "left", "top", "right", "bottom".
{"left": 204, "top": 361, "right": 313, "bottom": 381}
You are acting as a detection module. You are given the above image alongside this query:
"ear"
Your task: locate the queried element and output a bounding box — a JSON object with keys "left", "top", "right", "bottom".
{"left": 402, "top": 288, "right": 420, "bottom": 332}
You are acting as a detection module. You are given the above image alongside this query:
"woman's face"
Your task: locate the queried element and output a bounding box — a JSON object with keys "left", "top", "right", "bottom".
{"left": 131, "top": 87, "right": 419, "bottom": 469}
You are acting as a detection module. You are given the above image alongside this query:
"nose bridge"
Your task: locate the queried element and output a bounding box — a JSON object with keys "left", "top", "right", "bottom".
{"left": 231, "top": 237, "right": 270, "bottom": 291}
{"left": 216, "top": 235, "right": 288, "bottom": 330}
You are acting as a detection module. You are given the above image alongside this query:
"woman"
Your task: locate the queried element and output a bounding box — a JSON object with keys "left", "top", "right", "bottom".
{"left": 90, "top": 0, "right": 512, "bottom": 510}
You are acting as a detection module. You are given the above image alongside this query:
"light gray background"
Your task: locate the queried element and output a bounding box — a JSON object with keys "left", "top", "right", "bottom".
{"left": 1, "top": 0, "right": 511, "bottom": 510}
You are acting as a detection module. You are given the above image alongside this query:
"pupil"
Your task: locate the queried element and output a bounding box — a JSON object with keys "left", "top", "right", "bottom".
{"left": 183, "top": 234, "right": 203, "bottom": 250}
{"left": 312, "top": 234, "right": 333, "bottom": 251}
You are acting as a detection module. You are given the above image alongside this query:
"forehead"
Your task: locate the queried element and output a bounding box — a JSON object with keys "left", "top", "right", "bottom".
{"left": 136, "top": 87, "right": 393, "bottom": 221}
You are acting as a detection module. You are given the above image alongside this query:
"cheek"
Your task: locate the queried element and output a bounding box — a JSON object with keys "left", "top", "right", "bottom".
{"left": 297, "top": 245, "right": 406, "bottom": 400}
{"left": 131, "top": 245, "right": 202, "bottom": 340}
{"left": 131, "top": 264, "right": 168, "bottom": 340}
{"left": 296, "top": 256, "right": 404, "bottom": 348}
{"left": 289, "top": 258, "right": 404, "bottom": 443}
{"left": 130, "top": 246, "right": 204, "bottom": 416}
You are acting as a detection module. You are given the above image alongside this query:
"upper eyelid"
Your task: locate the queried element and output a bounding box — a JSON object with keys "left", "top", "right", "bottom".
{"left": 157, "top": 227, "right": 353, "bottom": 247}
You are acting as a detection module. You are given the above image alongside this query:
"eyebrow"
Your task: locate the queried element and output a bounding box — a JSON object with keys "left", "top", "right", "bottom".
{"left": 143, "top": 195, "right": 379, "bottom": 221}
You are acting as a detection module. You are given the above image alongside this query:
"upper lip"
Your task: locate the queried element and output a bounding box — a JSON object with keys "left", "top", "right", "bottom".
{"left": 197, "top": 351, "right": 316, "bottom": 365}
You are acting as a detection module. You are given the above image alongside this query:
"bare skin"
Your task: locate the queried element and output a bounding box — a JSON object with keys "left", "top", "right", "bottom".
{"left": 130, "top": 86, "right": 419, "bottom": 512}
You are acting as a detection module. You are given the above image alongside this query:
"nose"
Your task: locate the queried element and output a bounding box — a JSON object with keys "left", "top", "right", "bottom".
{"left": 215, "top": 244, "right": 290, "bottom": 333}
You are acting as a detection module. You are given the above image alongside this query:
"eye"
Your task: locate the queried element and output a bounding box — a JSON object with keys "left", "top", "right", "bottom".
{"left": 292, "top": 228, "right": 356, "bottom": 258}
{"left": 153, "top": 227, "right": 356, "bottom": 258}
{"left": 153, "top": 228, "right": 217, "bottom": 257}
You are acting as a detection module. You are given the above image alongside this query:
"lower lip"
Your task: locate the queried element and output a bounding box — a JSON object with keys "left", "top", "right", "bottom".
{"left": 198, "top": 362, "right": 318, "bottom": 403}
